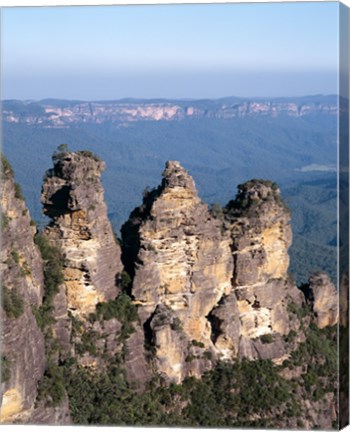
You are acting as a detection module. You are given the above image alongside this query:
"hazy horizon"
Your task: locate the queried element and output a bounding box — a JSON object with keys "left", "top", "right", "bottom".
{"left": 1, "top": 93, "right": 339, "bottom": 103}
{"left": 2, "top": 2, "right": 339, "bottom": 100}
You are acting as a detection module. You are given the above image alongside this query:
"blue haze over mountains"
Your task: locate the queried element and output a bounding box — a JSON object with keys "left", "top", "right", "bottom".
{"left": 2, "top": 96, "right": 337, "bottom": 284}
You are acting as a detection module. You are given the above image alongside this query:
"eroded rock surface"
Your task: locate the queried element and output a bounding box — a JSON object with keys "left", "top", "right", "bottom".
{"left": 214, "top": 180, "right": 305, "bottom": 361}
{"left": 41, "top": 150, "right": 123, "bottom": 317}
{"left": 306, "top": 272, "right": 338, "bottom": 328}
{"left": 122, "top": 161, "right": 233, "bottom": 382}
{"left": 1, "top": 157, "right": 45, "bottom": 423}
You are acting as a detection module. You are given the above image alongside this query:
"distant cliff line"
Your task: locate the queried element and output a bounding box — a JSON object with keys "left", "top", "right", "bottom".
{"left": 2, "top": 95, "right": 338, "bottom": 128}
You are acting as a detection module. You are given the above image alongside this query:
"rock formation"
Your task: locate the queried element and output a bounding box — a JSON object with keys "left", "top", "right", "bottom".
{"left": 211, "top": 180, "right": 305, "bottom": 361}
{"left": 1, "top": 151, "right": 340, "bottom": 428}
{"left": 41, "top": 149, "right": 123, "bottom": 317}
{"left": 122, "top": 164, "right": 309, "bottom": 382}
{"left": 305, "top": 272, "right": 338, "bottom": 328}
{"left": 122, "top": 161, "right": 233, "bottom": 382}
{"left": 0, "top": 156, "right": 46, "bottom": 423}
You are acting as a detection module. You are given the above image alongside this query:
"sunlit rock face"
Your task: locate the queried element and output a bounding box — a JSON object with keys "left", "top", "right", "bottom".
{"left": 41, "top": 150, "right": 123, "bottom": 318}
{"left": 211, "top": 180, "right": 305, "bottom": 362}
{"left": 306, "top": 272, "right": 338, "bottom": 329}
{"left": 122, "top": 161, "right": 233, "bottom": 382}
{"left": 122, "top": 164, "right": 307, "bottom": 382}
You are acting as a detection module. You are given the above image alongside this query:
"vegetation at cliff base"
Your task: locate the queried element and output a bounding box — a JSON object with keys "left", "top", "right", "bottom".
{"left": 51, "top": 318, "right": 336, "bottom": 428}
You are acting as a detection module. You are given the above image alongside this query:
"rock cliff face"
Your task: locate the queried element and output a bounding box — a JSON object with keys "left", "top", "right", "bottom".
{"left": 122, "top": 163, "right": 308, "bottom": 382}
{"left": 122, "top": 161, "right": 233, "bottom": 382}
{"left": 0, "top": 156, "right": 45, "bottom": 423}
{"left": 41, "top": 150, "right": 123, "bottom": 317}
{"left": 212, "top": 180, "right": 304, "bottom": 361}
{"left": 305, "top": 272, "right": 338, "bottom": 329}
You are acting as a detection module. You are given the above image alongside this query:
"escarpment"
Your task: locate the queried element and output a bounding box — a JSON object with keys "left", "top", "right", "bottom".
{"left": 0, "top": 156, "right": 45, "bottom": 423}
{"left": 41, "top": 150, "right": 123, "bottom": 317}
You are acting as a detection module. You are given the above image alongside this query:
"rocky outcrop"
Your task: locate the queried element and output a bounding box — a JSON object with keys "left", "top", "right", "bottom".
{"left": 305, "top": 272, "right": 338, "bottom": 329}
{"left": 0, "top": 156, "right": 45, "bottom": 423}
{"left": 212, "top": 180, "right": 304, "bottom": 361}
{"left": 122, "top": 164, "right": 308, "bottom": 382}
{"left": 122, "top": 161, "right": 233, "bottom": 382}
{"left": 41, "top": 150, "right": 123, "bottom": 318}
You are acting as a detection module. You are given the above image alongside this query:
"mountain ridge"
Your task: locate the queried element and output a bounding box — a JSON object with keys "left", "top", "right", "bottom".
{"left": 2, "top": 95, "right": 339, "bottom": 128}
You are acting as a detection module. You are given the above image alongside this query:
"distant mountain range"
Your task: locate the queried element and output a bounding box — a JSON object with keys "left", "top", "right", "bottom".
{"left": 2, "top": 95, "right": 338, "bottom": 128}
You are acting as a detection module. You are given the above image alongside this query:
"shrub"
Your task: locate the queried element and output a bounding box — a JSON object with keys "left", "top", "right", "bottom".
{"left": 118, "top": 271, "right": 132, "bottom": 291}
{"left": 1, "top": 356, "right": 11, "bottom": 383}
{"left": 37, "top": 363, "right": 66, "bottom": 407}
{"left": 11, "top": 250, "right": 20, "bottom": 264}
{"left": 1, "top": 154, "right": 14, "bottom": 178}
{"left": 95, "top": 293, "right": 138, "bottom": 341}
{"left": 2, "top": 286, "right": 24, "bottom": 319}
{"left": 284, "top": 330, "right": 297, "bottom": 344}
{"left": 202, "top": 350, "right": 213, "bottom": 360}
{"left": 191, "top": 340, "right": 205, "bottom": 348}
{"left": 35, "top": 233, "right": 64, "bottom": 303}
{"left": 14, "top": 182, "right": 24, "bottom": 200}
{"left": 260, "top": 334, "right": 274, "bottom": 344}
{"left": 1, "top": 212, "right": 9, "bottom": 229}
{"left": 77, "top": 150, "right": 101, "bottom": 162}
{"left": 171, "top": 317, "right": 183, "bottom": 332}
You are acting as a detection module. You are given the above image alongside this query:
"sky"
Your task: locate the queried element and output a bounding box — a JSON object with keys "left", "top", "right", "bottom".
{"left": 1, "top": 2, "right": 339, "bottom": 100}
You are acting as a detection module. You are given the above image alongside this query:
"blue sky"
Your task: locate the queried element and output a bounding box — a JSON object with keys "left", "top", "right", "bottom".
{"left": 1, "top": 2, "right": 339, "bottom": 100}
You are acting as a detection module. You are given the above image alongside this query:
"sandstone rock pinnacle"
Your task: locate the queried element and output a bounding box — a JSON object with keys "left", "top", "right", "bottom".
{"left": 41, "top": 150, "right": 123, "bottom": 317}
{"left": 212, "top": 179, "right": 305, "bottom": 361}
{"left": 122, "top": 160, "right": 233, "bottom": 382}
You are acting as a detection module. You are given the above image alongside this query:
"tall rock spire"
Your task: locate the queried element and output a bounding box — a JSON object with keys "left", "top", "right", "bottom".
{"left": 211, "top": 179, "right": 305, "bottom": 361}
{"left": 122, "top": 161, "right": 233, "bottom": 383}
{"left": 41, "top": 149, "right": 123, "bottom": 317}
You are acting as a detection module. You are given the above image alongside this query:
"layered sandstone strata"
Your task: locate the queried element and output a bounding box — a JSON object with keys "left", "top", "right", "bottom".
{"left": 41, "top": 150, "right": 123, "bottom": 317}
{"left": 122, "top": 161, "right": 233, "bottom": 382}
{"left": 212, "top": 180, "right": 304, "bottom": 361}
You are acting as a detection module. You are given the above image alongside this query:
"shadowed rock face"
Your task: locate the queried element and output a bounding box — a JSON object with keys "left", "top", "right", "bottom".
{"left": 41, "top": 151, "right": 123, "bottom": 317}
{"left": 1, "top": 158, "right": 45, "bottom": 423}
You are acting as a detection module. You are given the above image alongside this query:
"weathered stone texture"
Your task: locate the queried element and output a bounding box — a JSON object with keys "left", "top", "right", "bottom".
{"left": 215, "top": 180, "right": 305, "bottom": 361}
{"left": 307, "top": 272, "right": 338, "bottom": 328}
{"left": 41, "top": 151, "right": 123, "bottom": 317}
{"left": 123, "top": 161, "right": 233, "bottom": 381}
{"left": 1, "top": 161, "right": 45, "bottom": 423}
